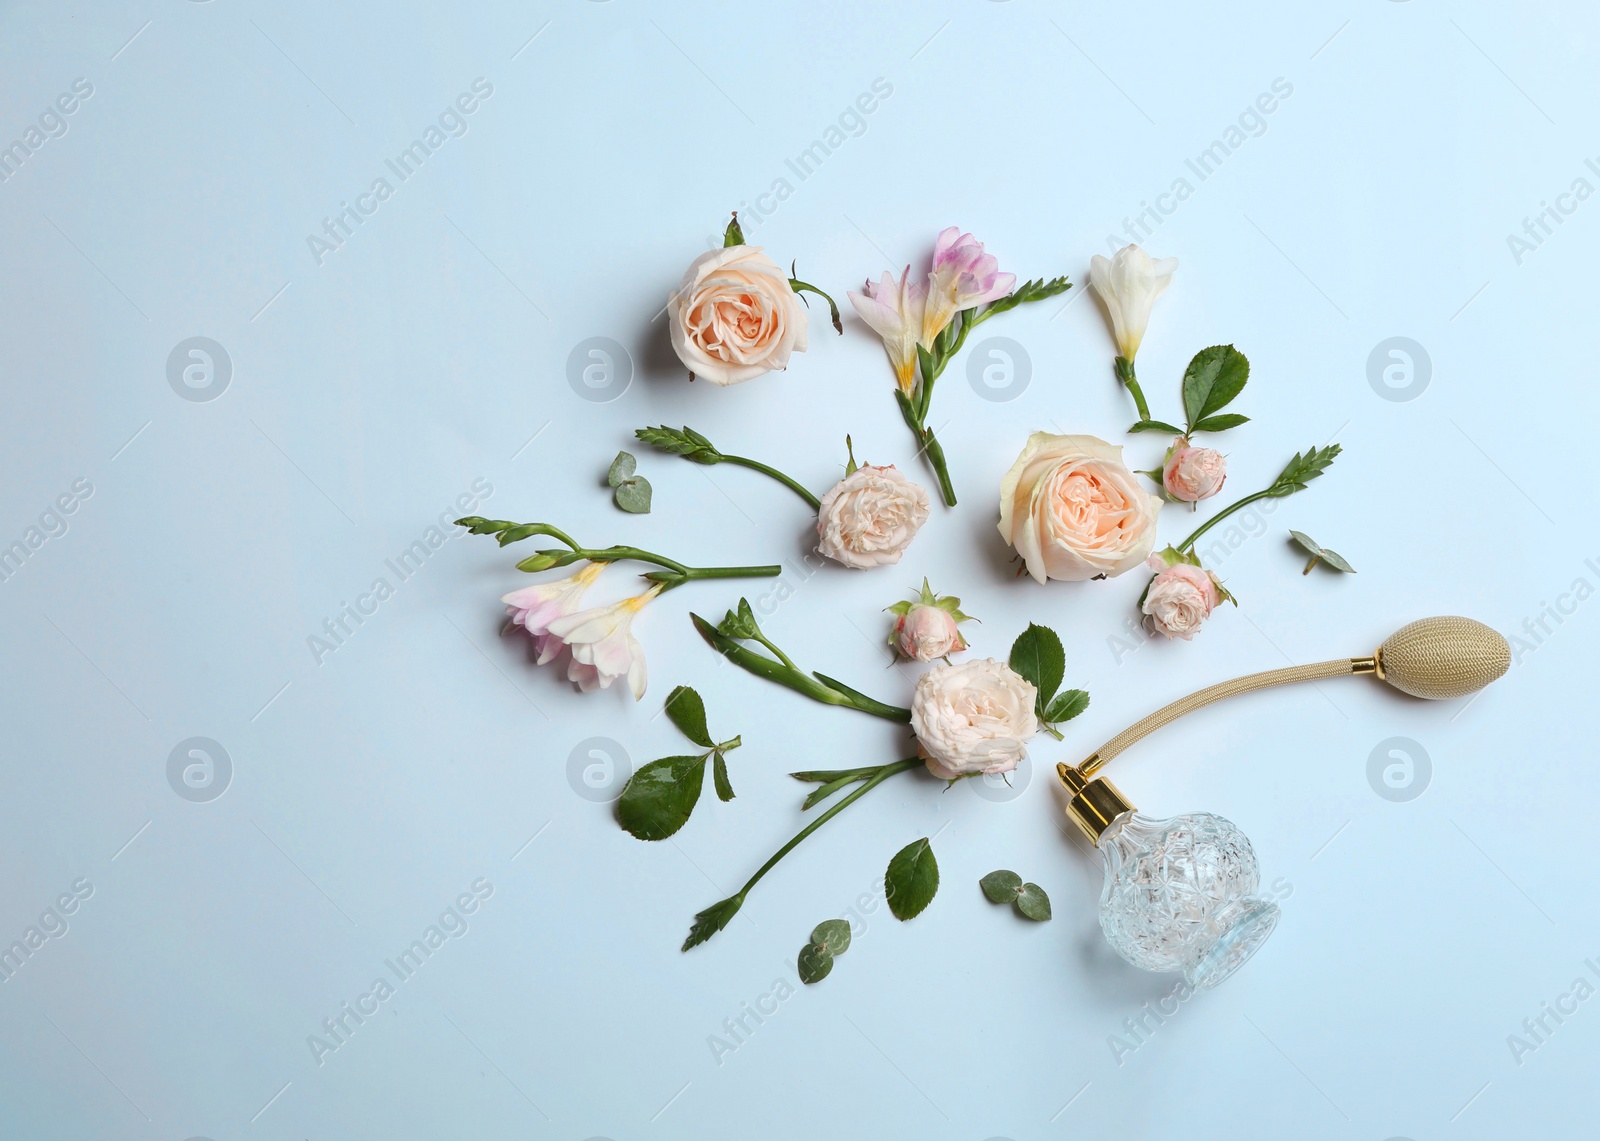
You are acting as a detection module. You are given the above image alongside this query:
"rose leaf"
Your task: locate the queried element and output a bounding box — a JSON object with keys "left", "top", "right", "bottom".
{"left": 885, "top": 837, "right": 939, "bottom": 921}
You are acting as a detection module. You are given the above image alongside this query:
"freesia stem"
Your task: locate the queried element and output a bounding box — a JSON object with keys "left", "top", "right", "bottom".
{"left": 1174, "top": 489, "right": 1275, "bottom": 554}
{"left": 717, "top": 454, "right": 821, "bottom": 511}
{"left": 1115, "top": 356, "right": 1152, "bottom": 422}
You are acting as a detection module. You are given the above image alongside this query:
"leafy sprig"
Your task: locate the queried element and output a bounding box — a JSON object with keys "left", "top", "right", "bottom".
{"left": 1171, "top": 443, "right": 1343, "bottom": 557}
{"left": 455, "top": 517, "right": 780, "bottom": 589}
{"left": 1129, "top": 344, "right": 1251, "bottom": 437}
{"left": 614, "top": 687, "right": 740, "bottom": 841}
{"left": 607, "top": 451, "right": 652, "bottom": 514}
{"left": 1007, "top": 623, "right": 1090, "bottom": 740}
{"left": 979, "top": 870, "right": 1052, "bottom": 921}
{"left": 797, "top": 919, "right": 852, "bottom": 985}
{"left": 634, "top": 426, "right": 820, "bottom": 510}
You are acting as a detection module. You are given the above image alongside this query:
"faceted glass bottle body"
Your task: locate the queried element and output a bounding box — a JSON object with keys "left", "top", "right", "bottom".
{"left": 1096, "top": 810, "right": 1279, "bottom": 989}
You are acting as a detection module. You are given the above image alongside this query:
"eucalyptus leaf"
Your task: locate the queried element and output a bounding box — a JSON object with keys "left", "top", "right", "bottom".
{"left": 607, "top": 451, "right": 637, "bottom": 487}
{"left": 797, "top": 942, "right": 834, "bottom": 984}
{"left": 1318, "top": 548, "right": 1356, "bottom": 573}
{"left": 1182, "top": 345, "right": 1249, "bottom": 429}
{"left": 664, "top": 685, "right": 713, "bottom": 747}
{"left": 979, "top": 869, "right": 1023, "bottom": 903}
{"left": 811, "top": 918, "right": 852, "bottom": 955}
{"left": 615, "top": 755, "right": 707, "bottom": 841}
{"left": 1015, "top": 883, "right": 1052, "bottom": 921}
{"left": 885, "top": 837, "right": 939, "bottom": 921}
{"left": 613, "top": 477, "right": 652, "bottom": 514}
{"left": 1009, "top": 623, "right": 1065, "bottom": 709}
{"left": 1044, "top": 689, "right": 1090, "bottom": 725}
{"left": 712, "top": 752, "right": 735, "bottom": 801}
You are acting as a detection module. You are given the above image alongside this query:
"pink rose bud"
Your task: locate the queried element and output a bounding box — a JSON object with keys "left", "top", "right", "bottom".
{"left": 893, "top": 604, "right": 967, "bottom": 662}
{"left": 1162, "top": 437, "right": 1227, "bottom": 502}
{"left": 1141, "top": 557, "right": 1222, "bottom": 640}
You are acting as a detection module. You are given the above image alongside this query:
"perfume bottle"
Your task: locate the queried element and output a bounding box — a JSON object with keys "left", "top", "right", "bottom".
{"left": 1057, "top": 764, "right": 1279, "bottom": 989}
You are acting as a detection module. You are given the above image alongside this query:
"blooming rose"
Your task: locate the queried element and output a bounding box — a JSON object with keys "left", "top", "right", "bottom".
{"left": 910, "top": 659, "right": 1038, "bottom": 780}
{"left": 1162, "top": 437, "right": 1227, "bottom": 502}
{"left": 1142, "top": 557, "right": 1222, "bottom": 640}
{"left": 893, "top": 604, "right": 967, "bottom": 662}
{"left": 1088, "top": 244, "right": 1178, "bottom": 361}
{"left": 816, "top": 464, "right": 930, "bottom": 569}
{"left": 997, "top": 432, "right": 1162, "bottom": 583}
{"left": 668, "top": 245, "right": 809, "bottom": 385}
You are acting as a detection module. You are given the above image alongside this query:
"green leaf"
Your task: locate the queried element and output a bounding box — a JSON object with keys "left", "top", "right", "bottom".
{"left": 683, "top": 894, "right": 742, "bottom": 951}
{"left": 615, "top": 755, "right": 707, "bottom": 841}
{"left": 712, "top": 751, "right": 735, "bottom": 801}
{"left": 1317, "top": 547, "right": 1356, "bottom": 573}
{"left": 1015, "top": 883, "right": 1052, "bottom": 921}
{"left": 664, "top": 685, "right": 713, "bottom": 747}
{"left": 1009, "top": 623, "right": 1065, "bottom": 708}
{"left": 635, "top": 424, "right": 716, "bottom": 460}
{"left": 885, "top": 837, "right": 939, "bottom": 921}
{"left": 1182, "top": 345, "right": 1249, "bottom": 430}
{"left": 844, "top": 434, "right": 858, "bottom": 477}
{"left": 978, "top": 275, "right": 1072, "bottom": 320}
{"left": 1290, "top": 530, "right": 1355, "bottom": 573}
{"left": 723, "top": 213, "right": 745, "bottom": 247}
{"left": 1190, "top": 413, "right": 1250, "bottom": 433}
{"left": 797, "top": 942, "right": 834, "bottom": 984}
{"left": 789, "top": 276, "right": 843, "bottom": 335}
{"left": 613, "top": 477, "right": 652, "bottom": 514}
{"left": 811, "top": 918, "right": 852, "bottom": 955}
{"left": 1288, "top": 530, "right": 1321, "bottom": 557}
{"left": 717, "top": 598, "right": 759, "bottom": 641}
{"left": 1044, "top": 689, "right": 1090, "bottom": 725}
{"left": 607, "top": 451, "right": 636, "bottom": 487}
{"left": 1269, "top": 444, "right": 1342, "bottom": 496}
{"left": 979, "top": 869, "right": 1023, "bottom": 903}
{"left": 1128, "top": 419, "right": 1185, "bottom": 435}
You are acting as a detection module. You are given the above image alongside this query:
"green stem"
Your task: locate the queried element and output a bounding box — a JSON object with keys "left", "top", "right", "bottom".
{"left": 692, "top": 614, "right": 911, "bottom": 721}
{"left": 1175, "top": 489, "right": 1275, "bottom": 554}
{"left": 789, "top": 278, "right": 842, "bottom": 334}
{"left": 921, "top": 426, "right": 958, "bottom": 507}
{"left": 752, "top": 629, "right": 798, "bottom": 672}
{"left": 1114, "top": 356, "right": 1152, "bottom": 422}
{"left": 646, "top": 563, "right": 782, "bottom": 590}
{"left": 717, "top": 454, "right": 821, "bottom": 511}
{"left": 726, "top": 758, "right": 919, "bottom": 907}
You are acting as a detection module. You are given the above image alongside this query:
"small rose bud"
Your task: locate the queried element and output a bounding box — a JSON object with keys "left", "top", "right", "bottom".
{"left": 1141, "top": 555, "right": 1223, "bottom": 640}
{"left": 886, "top": 579, "right": 974, "bottom": 662}
{"left": 1162, "top": 437, "right": 1227, "bottom": 502}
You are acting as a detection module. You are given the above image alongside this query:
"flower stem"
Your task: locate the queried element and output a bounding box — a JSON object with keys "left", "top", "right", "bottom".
{"left": 645, "top": 562, "right": 782, "bottom": 590}
{"left": 788, "top": 277, "right": 842, "bottom": 334}
{"left": 921, "top": 426, "right": 958, "bottom": 507}
{"left": 1174, "top": 489, "right": 1274, "bottom": 554}
{"left": 691, "top": 614, "right": 911, "bottom": 721}
{"left": 1115, "top": 356, "right": 1152, "bottom": 422}
{"left": 717, "top": 454, "right": 821, "bottom": 511}
{"left": 683, "top": 758, "right": 920, "bottom": 949}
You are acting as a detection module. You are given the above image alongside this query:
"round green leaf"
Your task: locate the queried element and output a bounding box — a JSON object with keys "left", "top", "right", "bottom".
{"left": 810, "top": 918, "right": 851, "bottom": 955}
{"left": 614, "top": 476, "right": 652, "bottom": 514}
{"left": 614, "top": 755, "right": 706, "bottom": 841}
{"left": 1015, "top": 883, "right": 1052, "bottom": 922}
{"left": 979, "top": 869, "right": 1023, "bottom": 903}
{"left": 885, "top": 837, "right": 939, "bottom": 921}
{"left": 607, "top": 450, "right": 637, "bottom": 487}
{"left": 797, "top": 942, "right": 834, "bottom": 984}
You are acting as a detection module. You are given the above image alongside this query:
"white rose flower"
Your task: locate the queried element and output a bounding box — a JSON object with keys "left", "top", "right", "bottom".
{"left": 997, "top": 432, "right": 1162, "bottom": 584}
{"left": 816, "top": 464, "right": 930, "bottom": 569}
{"left": 910, "top": 659, "right": 1039, "bottom": 780}
{"left": 668, "top": 244, "right": 809, "bottom": 385}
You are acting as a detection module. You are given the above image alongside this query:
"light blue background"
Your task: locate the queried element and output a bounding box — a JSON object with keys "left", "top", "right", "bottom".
{"left": 1, "top": 1, "right": 1595, "bottom": 1138}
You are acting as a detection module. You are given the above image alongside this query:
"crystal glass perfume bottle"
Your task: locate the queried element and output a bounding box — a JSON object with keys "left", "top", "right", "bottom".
{"left": 1057, "top": 765, "right": 1279, "bottom": 988}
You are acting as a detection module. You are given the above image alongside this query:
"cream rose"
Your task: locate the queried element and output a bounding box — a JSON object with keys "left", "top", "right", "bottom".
{"left": 910, "top": 659, "right": 1039, "bottom": 780}
{"left": 816, "top": 464, "right": 930, "bottom": 569}
{"left": 1162, "top": 437, "right": 1227, "bottom": 503}
{"left": 667, "top": 245, "right": 809, "bottom": 385}
{"left": 997, "top": 432, "right": 1163, "bottom": 583}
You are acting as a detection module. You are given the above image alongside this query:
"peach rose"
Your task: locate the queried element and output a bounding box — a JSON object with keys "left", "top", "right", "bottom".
{"left": 667, "top": 245, "right": 809, "bottom": 385}
{"left": 997, "top": 432, "right": 1163, "bottom": 583}
{"left": 1142, "top": 558, "right": 1221, "bottom": 640}
{"left": 816, "top": 464, "right": 930, "bottom": 569}
{"left": 1162, "top": 437, "right": 1227, "bottom": 503}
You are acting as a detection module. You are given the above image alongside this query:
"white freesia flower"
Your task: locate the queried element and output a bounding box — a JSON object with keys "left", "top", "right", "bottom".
{"left": 848, "top": 266, "right": 927, "bottom": 396}
{"left": 910, "top": 658, "right": 1039, "bottom": 780}
{"left": 544, "top": 585, "right": 662, "bottom": 700}
{"left": 1088, "top": 244, "right": 1178, "bottom": 361}
{"left": 502, "top": 562, "right": 607, "bottom": 662}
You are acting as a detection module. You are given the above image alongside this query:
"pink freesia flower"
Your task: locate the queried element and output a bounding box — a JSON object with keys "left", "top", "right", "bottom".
{"left": 502, "top": 561, "right": 607, "bottom": 661}
{"left": 922, "top": 227, "right": 1016, "bottom": 344}
{"left": 848, "top": 266, "right": 927, "bottom": 396}
{"left": 544, "top": 584, "right": 663, "bottom": 700}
